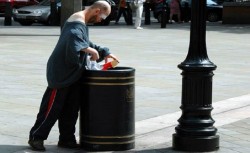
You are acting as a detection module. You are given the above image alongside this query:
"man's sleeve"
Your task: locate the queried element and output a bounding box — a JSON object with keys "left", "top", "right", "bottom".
{"left": 64, "top": 31, "right": 89, "bottom": 65}
{"left": 68, "top": 32, "right": 89, "bottom": 53}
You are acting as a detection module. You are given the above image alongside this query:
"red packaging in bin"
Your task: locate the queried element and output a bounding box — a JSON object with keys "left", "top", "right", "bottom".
{"left": 102, "top": 60, "right": 119, "bottom": 70}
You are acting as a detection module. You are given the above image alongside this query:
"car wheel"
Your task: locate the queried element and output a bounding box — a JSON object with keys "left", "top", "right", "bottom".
{"left": 207, "top": 12, "right": 219, "bottom": 22}
{"left": 19, "top": 21, "right": 33, "bottom": 26}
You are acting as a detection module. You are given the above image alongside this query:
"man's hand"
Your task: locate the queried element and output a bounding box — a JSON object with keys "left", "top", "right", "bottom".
{"left": 105, "top": 54, "right": 119, "bottom": 63}
{"left": 83, "top": 47, "right": 100, "bottom": 61}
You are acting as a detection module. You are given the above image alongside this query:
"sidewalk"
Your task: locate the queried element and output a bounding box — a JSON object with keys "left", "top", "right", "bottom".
{"left": 1, "top": 18, "right": 250, "bottom": 152}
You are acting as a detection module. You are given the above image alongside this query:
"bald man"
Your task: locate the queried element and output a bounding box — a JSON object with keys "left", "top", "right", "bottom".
{"left": 28, "top": 1, "right": 119, "bottom": 151}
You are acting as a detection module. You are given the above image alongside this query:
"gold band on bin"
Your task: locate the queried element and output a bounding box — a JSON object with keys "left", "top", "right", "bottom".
{"left": 85, "top": 76, "right": 135, "bottom": 80}
{"left": 82, "top": 140, "right": 135, "bottom": 145}
{"left": 82, "top": 134, "right": 135, "bottom": 145}
{"left": 82, "top": 134, "right": 134, "bottom": 139}
{"left": 83, "top": 82, "right": 134, "bottom": 86}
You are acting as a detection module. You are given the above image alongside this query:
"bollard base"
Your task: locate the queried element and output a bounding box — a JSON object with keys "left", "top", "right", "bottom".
{"left": 172, "top": 134, "right": 219, "bottom": 152}
{"left": 4, "top": 17, "right": 12, "bottom": 26}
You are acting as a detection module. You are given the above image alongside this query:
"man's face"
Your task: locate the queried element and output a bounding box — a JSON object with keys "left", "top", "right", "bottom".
{"left": 88, "top": 9, "right": 109, "bottom": 23}
{"left": 88, "top": 14, "right": 98, "bottom": 23}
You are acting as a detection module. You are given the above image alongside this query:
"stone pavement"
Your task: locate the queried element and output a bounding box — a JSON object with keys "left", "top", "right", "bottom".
{"left": 1, "top": 18, "right": 250, "bottom": 152}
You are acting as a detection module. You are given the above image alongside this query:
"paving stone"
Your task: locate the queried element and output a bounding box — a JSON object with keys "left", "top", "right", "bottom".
{"left": 1, "top": 19, "right": 250, "bottom": 153}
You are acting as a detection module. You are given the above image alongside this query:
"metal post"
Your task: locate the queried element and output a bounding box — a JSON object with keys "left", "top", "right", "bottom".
{"left": 160, "top": 0, "right": 167, "bottom": 28}
{"left": 144, "top": 1, "right": 150, "bottom": 25}
{"left": 172, "top": 0, "right": 219, "bottom": 151}
{"left": 126, "top": 2, "right": 133, "bottom": 25}
{"left": 60, "top": 0, "right": 82, "bottom": 29}
{"left": 4, "top": 0, "right": 12, "bottom": 26}
{"left": 50, "top": 0, "right": 58, "bottom": 26}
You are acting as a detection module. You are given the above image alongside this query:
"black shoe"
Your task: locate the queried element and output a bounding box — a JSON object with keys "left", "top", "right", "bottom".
{"left": 58, "top": 141, "right": 80, "bottom": 149}
{"left": 28, "top": 139, "right": 45, "bottom": 151}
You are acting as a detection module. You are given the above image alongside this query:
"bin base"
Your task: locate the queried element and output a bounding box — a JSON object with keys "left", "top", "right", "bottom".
{"left": 81, "top": 142, "right": 135, "bottom": 151}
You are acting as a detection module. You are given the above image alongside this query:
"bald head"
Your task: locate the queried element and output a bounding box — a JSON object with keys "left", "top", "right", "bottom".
{"left": 80, "top": 0, "right": 112, "bottom": 24}
{"left": 90, "top": 1, "right": 111, "bottom": 15}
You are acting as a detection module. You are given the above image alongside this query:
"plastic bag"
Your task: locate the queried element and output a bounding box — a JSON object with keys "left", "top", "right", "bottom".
{"left": 85, "top": 56, "right": 102, "bottom": 70}
{"left": 85, "top": 56, "right": 119, "bottom": 70}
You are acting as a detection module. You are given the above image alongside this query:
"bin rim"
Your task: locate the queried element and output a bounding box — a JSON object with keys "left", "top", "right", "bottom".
{"left": 85, "top": 66, "right": 135, "bottom": 72}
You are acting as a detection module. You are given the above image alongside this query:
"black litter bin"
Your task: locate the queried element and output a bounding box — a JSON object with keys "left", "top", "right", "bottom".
{"left": 79, "top": 67, "right": 135, "bottom": 151}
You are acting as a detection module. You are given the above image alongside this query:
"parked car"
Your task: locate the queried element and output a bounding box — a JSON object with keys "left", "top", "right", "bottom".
{"left": 212, "top": 0, "right": 245, "bottom": 4}
{"left": 13, "top": 0, "right": 60, "bottom": 25}
{"left": 153, "top": 0, "right": 223, "bottom": 23}
{"left": 0, "top": 0, "right": 38, "bottom": 15}
{"left": 13, "top": 0, "right": 117, "bottom": 26}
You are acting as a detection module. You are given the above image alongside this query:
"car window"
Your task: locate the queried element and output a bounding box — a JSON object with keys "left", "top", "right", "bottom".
{"left": 180, "top": 0, "right": 218, "bottom": 5}
{"left": 207, "top": 0, "right": 217, "bottom": 4}
{"left": 39, "top": 0, "right": 60, "bottom": 6}
{"left": 39, "top": 0, "right": 50, "bottom": 6}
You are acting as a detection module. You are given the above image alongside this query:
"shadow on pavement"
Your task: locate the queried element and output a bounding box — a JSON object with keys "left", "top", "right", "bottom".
{"left": 126, "top": 147, "right": 186, "bottom": 153}
{"left": 0, "top": 145, "right": 189, "bottom": 153}
{"left": 0, "top": 145, "right": 84, "bottom": 153}
{"left": 0, "top": 145, "right": 29, "bottom": 153}
{"left": 0, "top": 34, "right": 60, "bottom": 36}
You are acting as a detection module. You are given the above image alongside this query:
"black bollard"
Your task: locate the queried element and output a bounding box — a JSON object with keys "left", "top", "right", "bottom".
{"left": 126, "top": 2, "right": 133, "bottom": 25}
{"left": 57, "top": 5, "right": 61, "bottom": 26}
{"left": 160, "top": 0, "right": 167, "bottom": 28}
{"left": 172, "top": 0, "right": 219, "bottom": 151}
{"left": 144, "top": 1, "right": 151, "bottom": 25}
{"left": 4, "top": 0, "right": 12, "bottom": 26}
{"left": 50, "top": 0, "right": 58, "bottom": 26}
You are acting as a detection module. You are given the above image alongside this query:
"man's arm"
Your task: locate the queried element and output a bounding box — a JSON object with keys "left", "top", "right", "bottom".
{"left": 83, "top": 42, "right": 119, "bottom": 63}
{"left": 82, "top": 47, "right": 99, "bottom": 61}
{"left": 89, "top": 41, "right": 111, "bottom": 62}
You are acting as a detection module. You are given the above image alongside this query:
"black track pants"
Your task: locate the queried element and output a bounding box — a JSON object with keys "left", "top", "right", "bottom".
{"left": 29, "top": 83, "right": 81, "bottom": 142}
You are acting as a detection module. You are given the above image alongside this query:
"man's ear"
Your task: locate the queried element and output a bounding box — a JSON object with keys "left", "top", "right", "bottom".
{"left": 95, "top": 8, "right": 101, "bottom": 14}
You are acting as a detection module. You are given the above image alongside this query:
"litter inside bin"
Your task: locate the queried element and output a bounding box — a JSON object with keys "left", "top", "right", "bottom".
{"left": 85, "top": 56, "right": 119, "bottom": 70}
{"left": 102, "top": 60, "right": 119, "bottom": 70}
